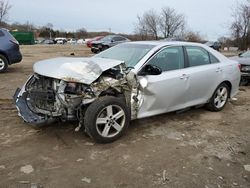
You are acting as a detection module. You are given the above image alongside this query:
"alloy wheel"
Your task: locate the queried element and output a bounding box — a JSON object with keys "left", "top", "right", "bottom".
{"left": 214, "top": 86, "right": 228, "bottom": 109}
{"left": 96, "top": 105, "right": 125, "bottom": 138}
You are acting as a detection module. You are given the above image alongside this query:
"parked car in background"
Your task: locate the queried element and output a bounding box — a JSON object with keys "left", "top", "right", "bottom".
{"left": 77, "top": 39, "right": 85, "bottom": 44}
{"left": 230, "top": 50, "right": 250, "bottom": 85}
{"left": 204, "top": 41, "right": 221, "bottom": 51}
{"left": 91, "top": 35, "right": 130, "bottom": 53}
{"left": 41, "top": 39, "right": 55, "bottom": 44}
{"left": 0, "top": 28, "right": 22, "bottom": 73}
{"left": 86, "top": 36, "right": 104, "bottom": 48}
{"left": 67, "top": 38, "right": 77, "bottom": 44}
{"left": 54, "top": 38, "right": 67, "bottom": 44}
{"left": 14, "top": 41, "right": 240, "bottom": 143}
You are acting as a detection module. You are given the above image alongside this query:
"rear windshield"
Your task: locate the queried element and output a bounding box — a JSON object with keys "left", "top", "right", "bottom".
{"left": 0, "top": 30, "right": 5, "bottom": 37}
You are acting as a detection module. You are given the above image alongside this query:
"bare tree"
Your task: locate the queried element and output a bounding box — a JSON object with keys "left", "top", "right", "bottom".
{"left": 134, "top": 15, "right": 148, "bottom": 40}
{"left": 230, "top": 0, "right": 250, "bottom": 50}
{"left": 76, "top": 27, "right": 88, "bottom": 38}
{"left": 184, "top": 31, "right": 204, "bottom": 42}
{"left": 0, "top": 0, "right": 12, "bottom": 24}
{"left": 160, "top": 7, "right": 185, "bottom": 38}
{"left": 143, "top": 10, "right": 159, "bottom": 39}
{"left": 135, "top": 9, "right": 159, "bottom": 40}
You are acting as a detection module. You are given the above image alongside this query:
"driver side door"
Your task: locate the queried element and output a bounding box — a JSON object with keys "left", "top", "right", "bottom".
{"left": 137, "top": 46, "right": 190, "bottom": 119}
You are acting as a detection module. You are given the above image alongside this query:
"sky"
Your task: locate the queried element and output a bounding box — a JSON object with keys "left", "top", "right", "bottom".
{"left": 7, "top": 0, "right": 246, "bottom": 40}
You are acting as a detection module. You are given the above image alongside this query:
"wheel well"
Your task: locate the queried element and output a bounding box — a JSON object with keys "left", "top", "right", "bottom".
{"left": 221, "top": 81, "right": 232, "bottom": 96}
{"left": 99, "top": 88, "right": 123, "bottom": 98}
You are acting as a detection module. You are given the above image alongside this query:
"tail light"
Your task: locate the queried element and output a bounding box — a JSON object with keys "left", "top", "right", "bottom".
{"left": 10, "top": 39, "right": 19, "bottom": 45}
{"left": 238, "top": 64, "right": 241, "bottom": 70}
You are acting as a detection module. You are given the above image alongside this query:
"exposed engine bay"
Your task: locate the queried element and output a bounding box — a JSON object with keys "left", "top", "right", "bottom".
{"left": 14, "top": 63, "right": 140, "bottom": 130}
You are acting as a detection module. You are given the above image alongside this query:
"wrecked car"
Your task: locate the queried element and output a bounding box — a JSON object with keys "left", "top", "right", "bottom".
{"left": 230, "top": 50, "right": 250, "bottom": 86}
{"left": 14, "top": 41, "right": 241, "bottom": 143}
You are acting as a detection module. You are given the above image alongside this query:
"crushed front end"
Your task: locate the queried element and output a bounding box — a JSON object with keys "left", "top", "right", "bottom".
{"left": 14, "top": 62, "right": 140, "bottom": 129}
{"left": 14, "top": 74, "right": 94, "bottom": 126}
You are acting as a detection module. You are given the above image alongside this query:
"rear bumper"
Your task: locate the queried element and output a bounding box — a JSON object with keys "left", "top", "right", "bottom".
{"left": 91, "top": 47, "right": 100, "bottom": 54}
{"left": 8, "top": 50, "right": 22, "bottom": 65}
{"left": 241, "top": 72, "right": 250, "bottom": 78}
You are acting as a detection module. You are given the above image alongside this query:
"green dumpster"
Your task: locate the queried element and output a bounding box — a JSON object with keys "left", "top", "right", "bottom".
{"left": 10, "top": 31, "right": 35, "bottom": 45}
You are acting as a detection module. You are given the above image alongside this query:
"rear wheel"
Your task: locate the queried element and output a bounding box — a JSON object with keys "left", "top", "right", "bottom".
{"left": 0, "top": 54, "right": 8, "bottom": 73}
{"left": 206, "top": 83, "right": 229, "bottom": 112}
{"left": 102, "top": 46, "right": 109, "bottom": 51}
{"left": 84, "top": 96, "right": 130, "bottom": 143}
{"left": 240, "top": 78, "right": 249, "bottom": 86}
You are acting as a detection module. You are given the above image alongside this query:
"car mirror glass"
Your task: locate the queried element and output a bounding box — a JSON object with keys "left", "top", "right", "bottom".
{"left": 143, "top": 64, "right": 162, "bottom": 75}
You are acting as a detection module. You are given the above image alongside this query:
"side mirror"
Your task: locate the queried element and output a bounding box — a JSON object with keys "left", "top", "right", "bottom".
{"left": 111, "top": 40, "right": 114, "bottom": 43}
{"left": 238, "top": 52, "right": 243, "bottom": 57}
{"left": 141, "top": 64, "right": 162, "bottom": 76}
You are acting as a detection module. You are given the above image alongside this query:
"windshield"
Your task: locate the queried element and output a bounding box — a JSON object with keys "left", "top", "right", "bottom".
{"left": 241, "top": 51, "right": 250, "bottom": 58}
{"left": 100, "top": 36, "right": 113, "bottom": 42}
{"left": 95, "top": 43, "right": 155, "bottom": 67}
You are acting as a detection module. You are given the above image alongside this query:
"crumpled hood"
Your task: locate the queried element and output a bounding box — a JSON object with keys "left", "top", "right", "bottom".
{"left": 33, "top": 57, "right": 124, "bottom": 84}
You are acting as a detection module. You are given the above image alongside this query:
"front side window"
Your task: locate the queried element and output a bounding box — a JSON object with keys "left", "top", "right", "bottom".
{"left": 147, "top": 46, "right": 185, "bottom": 72}
{"left": 186, "top": 46, "right": 210, "bottom": 67}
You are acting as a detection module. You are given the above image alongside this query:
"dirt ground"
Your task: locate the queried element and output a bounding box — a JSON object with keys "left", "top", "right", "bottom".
{"left": 0, "top": 45, "right": 249, "bottom": 188}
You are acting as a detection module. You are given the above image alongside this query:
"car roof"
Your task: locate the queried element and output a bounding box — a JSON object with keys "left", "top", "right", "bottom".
{"left": 127, "top": 40, "right": 208, "bottom": 48}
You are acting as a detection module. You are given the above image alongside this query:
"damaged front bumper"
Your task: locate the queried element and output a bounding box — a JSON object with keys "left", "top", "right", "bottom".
{"left": 13, "top": 79, "right": 56, "bottom": 126}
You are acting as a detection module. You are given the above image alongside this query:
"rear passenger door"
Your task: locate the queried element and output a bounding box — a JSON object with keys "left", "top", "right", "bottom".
{"left": 183, "top": 46, "right": 223, "bottom": 106}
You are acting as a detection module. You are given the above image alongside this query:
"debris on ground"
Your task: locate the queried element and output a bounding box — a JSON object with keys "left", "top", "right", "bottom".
{"left": 81, "top": 177, "right": 91, "bottom": 183}
{"left": 20, "top": 165, "right": 34, "bottom": 174}
{"left": 76, "top": 158, "right": 83, "bottom": 162}
{"left": 244, "top": 165, "right": 250, "bottom": 172}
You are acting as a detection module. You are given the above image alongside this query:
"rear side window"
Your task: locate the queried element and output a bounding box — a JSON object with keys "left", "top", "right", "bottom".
{"left": 113, "top": 37, "right": 126, "bottom": 41}
{"left": 209, "top": 53, "right": 220, "bottom": 63}
{"left": 0, "top": 30, "right": 5, "bottom": 37}
{"left": 148, "top": 46, "right": 185, "bottom": 72}
{"left": 186, "top": 46, "right": 210, "bottom": 67}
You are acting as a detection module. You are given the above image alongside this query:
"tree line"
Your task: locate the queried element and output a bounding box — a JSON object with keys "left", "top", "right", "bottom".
{"left": 1, "top": 0, "right": 250, "bottom": 49}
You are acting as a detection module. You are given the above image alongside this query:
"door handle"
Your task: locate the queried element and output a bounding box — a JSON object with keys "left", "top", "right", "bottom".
{"left": 216, "top": 67, "right": 222, "bottom": 72}
{"left": 180, "top": 74, "right": 189, "bottom": 79}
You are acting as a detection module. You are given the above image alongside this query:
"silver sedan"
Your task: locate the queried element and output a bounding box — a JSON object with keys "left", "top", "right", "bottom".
{"left": 14, "top": 41, "right": 241, "bottom": 143}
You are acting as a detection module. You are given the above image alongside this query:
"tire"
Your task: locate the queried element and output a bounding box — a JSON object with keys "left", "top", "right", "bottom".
{"left": 102, "top": 46, "right": 109, "bottom": 51}
{"left": 240, "top": 78, "right": 249, "bottom": 86}
{"left": 0, "top": 54, "right": 8, "bottom": 73}
{"left": 84, "top": 96, "right": 130, "bottom": 143}
{"left": 206, "top": 83, "right": 229, "bottom": 112}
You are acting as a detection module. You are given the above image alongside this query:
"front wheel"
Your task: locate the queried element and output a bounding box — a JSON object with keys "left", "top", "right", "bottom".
{"left": 0, "top": 54, "right": 8, "bottom": 73}
{"left": 84, "top": 96, "right": 130, "bottom": 143}
{"left": 206, "top": 83, "right": 229, "bottom": 112}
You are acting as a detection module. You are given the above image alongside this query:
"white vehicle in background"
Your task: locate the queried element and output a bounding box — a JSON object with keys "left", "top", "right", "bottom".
{"left": 55, "top": 38, "right": 67, "bottom": 44}
{"left": 67, "top": 38, "right": 77, "bottom": 44}
{"left": 77, "top": 39, "right": 85, "bottom": 44}
{"left": 14, "top": 41, "right": 241, "bottom": 143}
